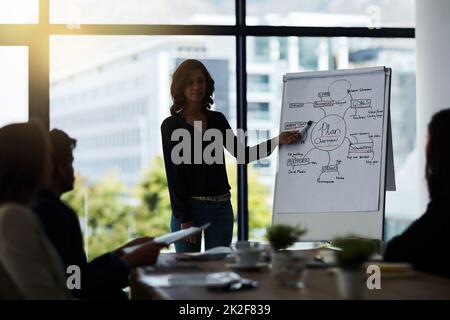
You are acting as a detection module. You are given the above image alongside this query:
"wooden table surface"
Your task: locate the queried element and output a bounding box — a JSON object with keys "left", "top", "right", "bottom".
{"left": 130, "top": 252, "right": 450, "bottom": 300}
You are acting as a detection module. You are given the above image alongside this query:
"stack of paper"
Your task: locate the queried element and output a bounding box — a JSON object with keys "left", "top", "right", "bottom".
{"left": 122, "top": 223, "right": 211, "bottom": 254}
{"left": 176, "top": 247, "right": 231, "bottom": 261}
{"left": 141, "top": 271, "right": 241, "bottom": 288}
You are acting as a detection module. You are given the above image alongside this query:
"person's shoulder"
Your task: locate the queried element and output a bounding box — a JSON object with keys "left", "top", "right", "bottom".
{"left": 207, "top": 111, "right": 231, "bottom": 130}
{"left": 208, "top": 110, "right": 227, "bottom": 122}
{"left": 33, "top": 190, "right": 77, "bottom": 222}
{"left": 161, "top": 113, "right": 181, "bottom": 130}
{"left": 0, "top": 203, "right": 36, "bottom": 229}
{"left": 208, "top": 110, "right": 225, "bottom": 118}
{"left": 427, "top": 189, "right": 450, "bottom": 219}
{"left": 32, "top": 190, "right": 63, "bottom": 213}
{"left": 32, "top": 190, "right": 55, "bottom": 207}
{"left": 0, "top": 202, "right": 30, "bottom": 217}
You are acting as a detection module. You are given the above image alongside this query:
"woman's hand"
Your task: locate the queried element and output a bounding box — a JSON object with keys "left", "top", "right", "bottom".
{"left": 113, "top": 236, "right": 154, "bottom": 257}
{"left": 181, "top": 221, "right": 197, "bottom": 244}
{"left": 120, "top": 241, "right": 165, "bottom": 268}
{"left": 278, "top": 131, "right": 302, "bottom": 145}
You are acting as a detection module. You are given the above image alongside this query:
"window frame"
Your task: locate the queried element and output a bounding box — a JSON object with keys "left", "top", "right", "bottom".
{"left": 0, "top": 0, "right": 415, "bottom": 240}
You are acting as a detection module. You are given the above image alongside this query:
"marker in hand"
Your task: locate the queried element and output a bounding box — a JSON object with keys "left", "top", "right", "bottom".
{"left": 299, "top": 120, "right": 313, "bottom": 142}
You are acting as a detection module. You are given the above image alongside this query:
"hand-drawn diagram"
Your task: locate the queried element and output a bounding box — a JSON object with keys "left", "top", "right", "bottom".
{"left": 285, "top": 79, "right": 383, "bottom": 184}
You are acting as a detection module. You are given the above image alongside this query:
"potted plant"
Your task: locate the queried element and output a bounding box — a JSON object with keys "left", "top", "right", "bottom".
{"left": 266, "top": 224, "right": 306, "bottom": 251}
{"left": 332, "top": 235, "right": 379, "bottom": 299}
{"left": 265, "top": 224, "right": 307, "bottom": 287}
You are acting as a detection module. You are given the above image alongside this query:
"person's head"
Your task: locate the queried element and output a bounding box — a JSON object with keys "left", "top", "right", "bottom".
{"left": 0, "top": 122, "right": 51, "bottom": 205}
{"left": 49, "top": 129, "right": 77, "bottom": 194}
{"left": 425, "top": 108, "right": 450, "bottom": 199}
{"left": 170, "top": 59, "right": 215, "bottom": 115}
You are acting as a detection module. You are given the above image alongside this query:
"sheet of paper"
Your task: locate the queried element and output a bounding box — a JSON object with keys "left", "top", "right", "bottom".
{"left": 122, "top": 223, "right": 210, "bottom": 254}
{"left": 140, "top": 271, "right": 241, "bottom": 287}
{"left": 175, "top": 246, "right": 231, "bottom": 261}
{"left": 181, "top": 246, "right": 231, "bottom": 257}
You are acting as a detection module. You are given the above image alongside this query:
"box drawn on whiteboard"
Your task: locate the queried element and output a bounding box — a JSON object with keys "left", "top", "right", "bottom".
{"left": 351, "top": 99, "right": 372, "bottom": 109}
{"left": 284, "top": 121, "right": 306, "bottom": 130}
{"left": 289, "top": 103, "right": 305, "bottom": 109}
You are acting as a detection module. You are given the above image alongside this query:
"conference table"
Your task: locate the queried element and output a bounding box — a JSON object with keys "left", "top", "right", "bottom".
{"left": 129, "top": 251, "right": 450, "bottom": 300}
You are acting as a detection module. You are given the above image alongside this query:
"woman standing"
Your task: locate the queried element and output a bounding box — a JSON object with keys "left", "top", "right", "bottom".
{"left": 161, "top": 59, "right": 301, "bottom": 252}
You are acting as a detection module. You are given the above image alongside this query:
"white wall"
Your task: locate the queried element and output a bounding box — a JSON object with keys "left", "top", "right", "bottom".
{"left": 415, "top": 0, "right": 450, "bottom": 210}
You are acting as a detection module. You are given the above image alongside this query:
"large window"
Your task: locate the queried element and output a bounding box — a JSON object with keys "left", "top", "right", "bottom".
{"left": 0, "top": 0, "right": 39, "bottom": 24}
{"left": 247, "top": 0, "right": 415, "bottom": 28}
{"left": 50, "top": 35, "right": 236, "bottom": 257}
{"left": 0, "top": 1, "right": 417, "bottom": 252}
{"left": 50, "top": 0, "right": 235, "bottom": 25}
{"left": 247, "top": 36, "right": 417, "bottom": 241}
{"left": 0, "top": 46, "right": 28, "bottom": 127}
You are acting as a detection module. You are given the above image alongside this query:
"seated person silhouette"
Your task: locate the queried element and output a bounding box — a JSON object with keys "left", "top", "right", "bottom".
{"left": 32, "top": 129, "right": 164, "bottom": 299}
{"left": 384, "top": 109, "right": 450, "bottom": 278}
{"left": 0, "top": 122, "right": 71, "bottom": 299}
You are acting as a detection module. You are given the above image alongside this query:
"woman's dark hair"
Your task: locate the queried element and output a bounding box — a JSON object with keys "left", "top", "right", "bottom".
{"left": 0, "top": 122, "right": 50, "bottom": 204}
{"left": 170, "top": 59, "right": 215, "bottom": 115}
{"left": 425, "top": 108, "right": 450, "bottom": 199}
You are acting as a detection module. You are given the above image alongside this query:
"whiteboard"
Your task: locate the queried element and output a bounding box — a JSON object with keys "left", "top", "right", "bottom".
{"left": 273, "top": 67, "right": 391, "bottom": 241}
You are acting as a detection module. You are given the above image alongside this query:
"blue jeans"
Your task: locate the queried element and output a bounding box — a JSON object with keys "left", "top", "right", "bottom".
{"left": 170, "top": 199, "right": 234, "bottom": 253}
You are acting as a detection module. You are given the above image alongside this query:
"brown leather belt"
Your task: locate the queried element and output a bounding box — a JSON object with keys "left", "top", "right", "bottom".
{"left": 191, "top": 192, "right": 231, "bottom": 202}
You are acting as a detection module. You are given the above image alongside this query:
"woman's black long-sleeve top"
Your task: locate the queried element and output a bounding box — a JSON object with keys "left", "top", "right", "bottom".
{"left": 161, "top": 110, "right": 274, "bottom": 223}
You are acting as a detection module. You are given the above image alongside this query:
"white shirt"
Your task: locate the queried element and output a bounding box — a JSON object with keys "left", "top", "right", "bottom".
{"left": 0, "top": 203, "right": 72, "bottom": 299}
